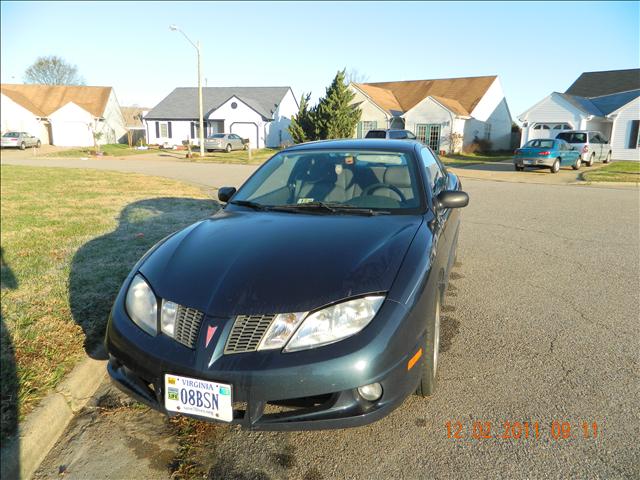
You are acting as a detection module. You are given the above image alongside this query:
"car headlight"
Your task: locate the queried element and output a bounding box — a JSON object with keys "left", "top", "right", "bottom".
{"left": 258, "top": 312, "right": 306, "bottom": 350}
{"left": 161, "top": 300, "right": 179, "bottom": 337}
{"left": 125, "top": 274, "right": 158, "bottom": 336}
{"left": 284, "top": 296, "right": 384, "bottom": 352}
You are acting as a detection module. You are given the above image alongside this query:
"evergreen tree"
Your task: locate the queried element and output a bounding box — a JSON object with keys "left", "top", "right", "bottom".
{"left": 315, "top": 69, "right": 361, "bottom": 139}
{"left": 288, "top": 93, "right": 315, "bottom": 143}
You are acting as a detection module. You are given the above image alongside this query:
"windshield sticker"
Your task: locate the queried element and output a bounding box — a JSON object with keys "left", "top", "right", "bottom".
{"left": 297, "top": 198, "right": 314, "bottom": 204}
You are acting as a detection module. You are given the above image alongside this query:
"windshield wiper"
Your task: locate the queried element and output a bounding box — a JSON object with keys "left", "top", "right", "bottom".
{"left": 228, "top": 200, "right": 269, "bottom": 211}
{"left": 271, "top": 202, "right": 389, "bottom": 216}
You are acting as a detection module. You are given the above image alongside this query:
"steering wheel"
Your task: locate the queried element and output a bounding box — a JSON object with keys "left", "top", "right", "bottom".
{"left": 362, "top": 183, "right": 407, "bottom": 203}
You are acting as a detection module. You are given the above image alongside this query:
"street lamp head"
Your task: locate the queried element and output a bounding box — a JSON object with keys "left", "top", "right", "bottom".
{"left": 169, "top": 24, "right": 178, "bottom": 31}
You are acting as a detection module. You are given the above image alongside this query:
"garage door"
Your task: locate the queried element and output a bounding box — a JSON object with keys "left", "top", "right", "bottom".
{"left": 52, "top": 121, "right": 93, "bottom": 147}
{"left": 230, "top": 123, "right": 259, "bottom": 149}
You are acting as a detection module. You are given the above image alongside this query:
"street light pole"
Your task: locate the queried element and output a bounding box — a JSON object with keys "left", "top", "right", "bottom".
{"left": 170, "top": 25, "right": 204, "bottom": 157}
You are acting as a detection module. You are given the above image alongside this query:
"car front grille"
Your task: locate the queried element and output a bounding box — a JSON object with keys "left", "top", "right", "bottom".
{"left": 224, "top": 314, "right": 276, "bottom": 354}
{"left": 174, "top": 305, "right": 205, "bottom": 349}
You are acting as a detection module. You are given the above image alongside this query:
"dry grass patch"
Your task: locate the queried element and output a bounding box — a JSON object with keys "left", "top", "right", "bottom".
{"left": 1, "top": 165, "right": 218, "bottom": 443}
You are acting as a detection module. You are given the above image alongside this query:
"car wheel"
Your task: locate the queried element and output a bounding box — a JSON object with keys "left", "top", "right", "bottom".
{"left": 243, "top": 144, "right": 249, "bottom": 151}
{"left": 514, "top": 164, "right": 524, "bottom": 171}
{"left": 20, "top": 142, "right": 26, "bottom": 150}
{"left": 586, "top": 153, "right": 595, "bottom": 167}
{"left": 551, "top": 158, "right": 560, "bottom": 173}
{"left": 572, "top": 157, "right": 581, "bottom": 170}
{"left": 225, "top": 144, "right": 232, "bottom": 153}
{"left": 416, "top": 295, "right": 441, "bottom": 397}
{"left": 206, "top": 149, "right": 213, "bottom": 153}
{"left": 604, "top": 152, "right": 611, "bottom": 164}
{"left": 36, "top": 141, "right": 41, "bottom": 148}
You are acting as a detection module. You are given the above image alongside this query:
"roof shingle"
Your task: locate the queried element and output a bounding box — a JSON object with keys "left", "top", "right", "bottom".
{"left": 0, "top": 84, "right": 112, "bottom": 117}
{"left": 565, "top": 69, "right": 640, "bottom": 98}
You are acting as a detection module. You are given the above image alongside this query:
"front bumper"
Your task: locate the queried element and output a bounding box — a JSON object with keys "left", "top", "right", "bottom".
{"left": 514, "top": 157, "right": 554, "bottom": 167}
{"left": 105, "top": 298, "right": 425, "bottom": 430}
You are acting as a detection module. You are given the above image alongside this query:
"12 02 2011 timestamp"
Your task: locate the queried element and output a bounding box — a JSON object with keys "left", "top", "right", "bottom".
{"left": 445, "top": 420, "right": 599, "bottom": 441}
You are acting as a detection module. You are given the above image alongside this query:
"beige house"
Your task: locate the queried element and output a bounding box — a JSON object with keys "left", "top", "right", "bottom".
{"left": 0, "top": 84, "right": 126, "bottom": 147}
{"left": 349, "top": 75, "right": 513, "bottom": 153}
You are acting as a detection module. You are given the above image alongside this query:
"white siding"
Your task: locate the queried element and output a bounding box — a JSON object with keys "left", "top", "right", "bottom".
{"left": 0, "top": 94, "right": 49, "bottom": 143}
{"left": 48, "top": 102, "right": 94, "bottom": 147}
{"left": 608, "top": 97, "right": 640, "bottom": 161}
{"left": 403, "top": 97, "right": 458, "bottom": 153}
{"left": 348, "top": 86, "right": 390, "bottom": 137}
{"left": 266, "top": 88, "right": 297, "bottom": 147}
{"left": 102, "top": 90, "right": 127, "bottom": 144}
{"left": 209, "top": 96, "right": 267, "bottom": 149}
{"left": 145, "top": 119, "right": 192, "bottom": 147}
{"left": 519, "top": 94, "right": 584, "bottom": 146}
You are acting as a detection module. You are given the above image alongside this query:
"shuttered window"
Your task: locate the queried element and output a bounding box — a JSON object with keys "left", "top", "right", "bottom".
{"left": 168, "top": 122, "right": 172, "bottom": 138}
{"left": 155, "top": 122, "right": 160, "bottom": 138}
{"left": 629, "top": 120, "right": 640, "bottom": 149}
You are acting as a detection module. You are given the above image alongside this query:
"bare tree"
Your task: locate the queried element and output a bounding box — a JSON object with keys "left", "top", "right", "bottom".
{"left": 344, "top": 68, "right": 369, "bottom": 85}
{"left": 24, "top": 56, "right": 85, "bottom": 85}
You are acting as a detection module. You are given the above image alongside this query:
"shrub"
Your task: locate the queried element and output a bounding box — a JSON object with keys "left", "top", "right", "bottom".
{"left": 463, "top": 138, "right": 493, "bottom": 154}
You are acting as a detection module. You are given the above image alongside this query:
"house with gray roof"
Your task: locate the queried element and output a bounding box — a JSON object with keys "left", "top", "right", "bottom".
{"left": 144, "top": 86, "right": 298, "bottom": 149}
{"left": 518, "top": 68, "right": 640, "bottom": 161}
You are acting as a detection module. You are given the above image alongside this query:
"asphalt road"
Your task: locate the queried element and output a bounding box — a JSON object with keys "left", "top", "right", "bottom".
{"left": 4, "top": 153, "right": 637, "bottom": 479}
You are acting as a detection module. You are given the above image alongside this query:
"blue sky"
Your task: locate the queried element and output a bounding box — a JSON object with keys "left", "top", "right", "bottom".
{"left": 1, "top": 1, "right": 638, "bottom": 120}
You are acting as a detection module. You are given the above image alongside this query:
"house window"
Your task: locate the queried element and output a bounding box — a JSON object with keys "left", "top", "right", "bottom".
{"left": 416, "top": 124, "right": 441, "bottom": 151}
{"left": 485, "top": 123, "right": 492, "bottom": 140}
{"left": 629, "top": 120, "right": 640, "bottom": 149}
{"left": 357, "top": 121, "right": 377, "bottom": 138}
{"left": 533, "top": 124, "right": 551, "bottom": 130}
{"left": 159, "top": 123, "right": 168, "bottom": 138}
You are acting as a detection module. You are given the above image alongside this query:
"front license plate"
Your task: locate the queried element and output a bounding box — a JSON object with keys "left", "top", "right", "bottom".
{"left": 524, "top": 160, "right": 533, "bottom": 165}
{"left": 164, "top": 374, "right": 233, "bottom": 422}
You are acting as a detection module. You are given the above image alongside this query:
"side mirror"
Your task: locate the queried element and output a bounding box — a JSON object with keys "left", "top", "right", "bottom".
{"left": 218, "top": 187, "right": 236, "bottom": 203}
{"left": 436, "top": 190, "right": 469, "bottom": 209}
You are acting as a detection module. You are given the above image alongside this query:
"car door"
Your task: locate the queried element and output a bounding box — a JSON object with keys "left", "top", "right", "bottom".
{"left": 230, "top": 134, "right": 241, "bottom": 150}
{"left": 589, "top": 133, "right": 602, "bottom": 161}
{"left": 419, "top": 147, "right": 455, "bottom": 286}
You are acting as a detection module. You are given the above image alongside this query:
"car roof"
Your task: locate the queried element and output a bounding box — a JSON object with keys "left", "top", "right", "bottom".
{"left": 556, "top": 130, "right": 589, "bottom": 134}
{"left": 283, "top": 138, "right": 421, "bottom": 153}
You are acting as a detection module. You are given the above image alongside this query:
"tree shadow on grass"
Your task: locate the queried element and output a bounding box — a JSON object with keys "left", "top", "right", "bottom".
{"left": 69, "top": 197, "right": 219, "bottom": 359}
{"left": 1, "top": 247, "right": 20, "bottom": 476}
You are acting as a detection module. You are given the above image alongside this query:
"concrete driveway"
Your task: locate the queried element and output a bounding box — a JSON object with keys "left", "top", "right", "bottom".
{"left": 3, "top": 156, "right": 630, "bottom": 479}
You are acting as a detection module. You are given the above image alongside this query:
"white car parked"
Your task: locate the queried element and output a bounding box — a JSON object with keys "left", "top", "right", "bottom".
{"left": 1, "top": 132, "right": 41, "bottom": 149}
{"left": 555, "top": 130, "right": 612, "bottom": 166}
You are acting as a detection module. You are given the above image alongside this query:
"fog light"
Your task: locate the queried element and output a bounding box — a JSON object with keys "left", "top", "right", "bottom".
{"left": 357, "top": 382, "right": 382, "bottom": 401}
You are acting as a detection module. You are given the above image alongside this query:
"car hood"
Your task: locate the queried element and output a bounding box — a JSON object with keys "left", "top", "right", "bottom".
{"left": 139, "top": 210, "right": 422, "bottom": 316}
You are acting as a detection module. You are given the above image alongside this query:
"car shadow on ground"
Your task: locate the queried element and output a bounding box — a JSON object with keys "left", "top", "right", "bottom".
{"left": 68, "top": 197, "right": 219, "bottom": 359}
{"left": 1, "top": 247, "right": 20, "bottom": 477}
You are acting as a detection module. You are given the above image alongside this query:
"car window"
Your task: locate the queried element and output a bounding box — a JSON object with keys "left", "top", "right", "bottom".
{"left": 406, "top": 131, "right": 416, "bottom": 140}
{"left": 555, "top": 132, "right": 586, "bottom": 143}
{"left": 389, "top": 131, "right": 407, "bottom": 139}
{"left": 365, "top": 130, "right": 387, "bottom": 139}
{"left": 420, "top": 147, "right": 446, "bottom": 194}
{"left": 209, "top": 134, "right": 225, "bottom": 139}
{"left": 591, "top": 134, "right": 602, "bottom": 143}
{"left": 3, "top": 132, "right": 20, "bottom": 137}
{"left": 233, "top": 149, "right": 423, "bottom": 213}
{"left": 525, "top": 139, "right": 555, "bottom": 149}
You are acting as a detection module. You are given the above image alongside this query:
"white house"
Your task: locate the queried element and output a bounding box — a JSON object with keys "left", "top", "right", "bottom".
{"left": 518, "top": 69, "right": 640, "bottom": 161}
{"left": 348, "top": 75, "right": 513, "bottom": 153}
{"left": 144, "top": 87, "right": 298, "bottom": 149}
{"left": 0, "top": 84, "right": 127, "bottom": 147}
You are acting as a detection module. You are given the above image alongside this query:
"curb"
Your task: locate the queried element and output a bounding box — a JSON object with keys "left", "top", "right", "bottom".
{"left": 0, "top": 356, "right": 107, "bottom": 480}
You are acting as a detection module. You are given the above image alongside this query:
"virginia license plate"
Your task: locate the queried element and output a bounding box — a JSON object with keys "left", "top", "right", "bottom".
{"left": 524, "top": 160, "right": 533, "bottom": 165}
{"left": 164, "top": 374, "right": 233, "bottom": 422}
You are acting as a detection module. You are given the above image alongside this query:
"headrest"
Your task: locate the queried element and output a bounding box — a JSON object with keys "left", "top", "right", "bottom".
{"left": 384, "top": 166, "right": 412, "bottom": 188}
{"left": 297, "top": 157, "right": 337, "bottom": 184}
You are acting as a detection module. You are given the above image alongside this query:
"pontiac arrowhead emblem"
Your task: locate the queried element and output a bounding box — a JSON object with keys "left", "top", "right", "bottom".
{"left": 205, "top": 325, "right": 217, "bottom": 348}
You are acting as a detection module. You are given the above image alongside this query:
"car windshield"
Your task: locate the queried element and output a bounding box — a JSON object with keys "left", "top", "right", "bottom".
{"left": 231, "top": 149, "right": 423, "bottom": 213}
{"left": 556, "top": 132, "right": 587, "bottom": 143}
{"left": 365, "top": 131, "right": 387, "bottom": 139}
{"left": 525, "top": 139, "right": 555, "bottom": 148}
{"left": 3, "top": 132, "right": 20, "bottom": 138}
{"left": 208, "top": 134, "right": 225, "bottom": 139}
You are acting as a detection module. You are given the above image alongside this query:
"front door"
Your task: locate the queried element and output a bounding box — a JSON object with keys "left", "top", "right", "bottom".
{"left": 416, "top": 124, "right": 441, "bottom": 151}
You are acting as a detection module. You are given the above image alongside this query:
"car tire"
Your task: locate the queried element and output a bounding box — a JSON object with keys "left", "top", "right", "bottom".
{"left": 243, "top": 144, "right": 249, "bottom": 151}
{"left": 20, "top": 142, "right": 26, "bottom": 150}
{"left": 206, "top": 149, "right": 213, "bottom": 153}
{"left": 572, "top": 157, "right": 581, "bottom": 170}
{"left": 514, "top": 164, "right": 524, "bottom": 171}
{"left": 36, "top": 141, "right": 41, "bottom": 148}
{"left": 225, "top": 144, "right": 232, "bottom": 153}
{"left": 586, "top": 153, "right": 595, "bottom": 167}
{"left": 416, "top": 295, "right": 441, "bottom": 397}
{"left": 604, "top": 152, "right": 611, "bottom": 164}
{"left": 551, "top": 158, "right": 560, "bottom": 173}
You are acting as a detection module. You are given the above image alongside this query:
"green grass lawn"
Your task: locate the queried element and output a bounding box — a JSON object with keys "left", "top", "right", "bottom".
{"left": 0, "top": 165, "right": 217, "bottom": 443}
{"left": 45, "top": 143, "right": 157, "bottom": 158}
{"left": 581, "top": 161, "right": 640, "bottom": 183}
{"left": 440, "top": 152, "right": 512, "bottom": 167}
